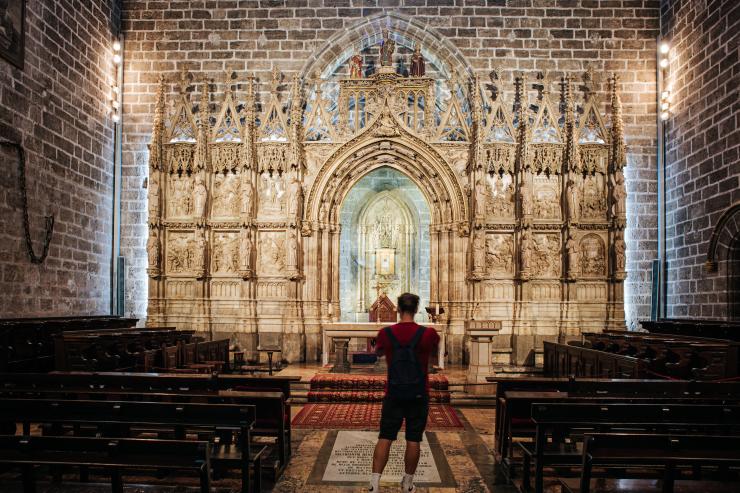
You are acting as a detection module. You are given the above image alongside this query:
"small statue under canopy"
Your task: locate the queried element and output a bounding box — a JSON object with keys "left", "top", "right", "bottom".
{"left": 349, "top": 52, "right": 363, "bottom": 78}
{"left": 379, "top": 30, "right": 395, "bottom": 67}
{"left": 410, "top": 45, "right": 425, "bottom": 77}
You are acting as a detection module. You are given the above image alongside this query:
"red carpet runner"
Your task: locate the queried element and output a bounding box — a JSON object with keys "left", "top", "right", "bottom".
{"left": 292, "top": 402, "right": 463, "bottom": 430}
{"left": 307, "top": 374, "right": 451, "bottom": 403}
{"left": 292, "top": 373, "right": 463, "bottom": 430}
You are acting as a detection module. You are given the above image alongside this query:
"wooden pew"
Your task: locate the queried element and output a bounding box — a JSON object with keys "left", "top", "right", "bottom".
{"left": 0, "top": 386, "right": 290, "bottom": 477}
{"left": 0, "top": 435, "right": 211, "bottom": 493}
{"left": 0, "top": 398, "right": 261, "bottom": 493}
{"left": 0, "top": 371, "right": 298, "bottom": 476}
{"left": 582, "top": 330, "right": 740, "bottom": 379}
{"left": 521, "top": 402, "right": 740, "bottom": 493}
{"left": 642, "top": 319, "right": 740, "bottom": 342}
{"left": 0, "top": 316, "right": 138, "bottom": 373}
{"left": 561, "top": 433, "right": 740, "bottom": 493}
{"left": 488, "top": 377, "right": 740, "bottom": 476}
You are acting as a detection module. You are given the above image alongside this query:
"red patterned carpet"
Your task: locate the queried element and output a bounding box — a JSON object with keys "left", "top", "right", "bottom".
{"left": 292, "top": 402, "right": 464, "bottom": 430}
{"left": 308, "top": 374, "right": 451, "bottom": 403}
{"left": 310, "top": 374, "right": 449, "bottom": 391}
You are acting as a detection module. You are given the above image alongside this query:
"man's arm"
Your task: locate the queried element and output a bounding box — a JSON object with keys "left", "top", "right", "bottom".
{"left": 375, "top": 330, "right": 385, "bottom": 357}
{"left": 428, "top": 329, "right": 441, "bottom": 368}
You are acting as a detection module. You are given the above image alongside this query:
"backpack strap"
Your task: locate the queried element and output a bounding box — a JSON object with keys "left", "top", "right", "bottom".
{"left": 408, "top": 326, "right": 426, "bottom": 349}
{"left": 384, "top": 327, "right": 401, "bottom": 349}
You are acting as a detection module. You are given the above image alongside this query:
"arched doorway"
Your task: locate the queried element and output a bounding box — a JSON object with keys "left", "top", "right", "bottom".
{"left": 729, "top": 234, "right": 740, "bottom": 320}
{"left": 338, "top": 167, "right": 431, "bottom": 321}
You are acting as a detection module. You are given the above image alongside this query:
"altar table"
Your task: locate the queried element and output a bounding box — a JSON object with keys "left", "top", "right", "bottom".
{"left": 321, "top": 323, "right": 446, "bottom": 369}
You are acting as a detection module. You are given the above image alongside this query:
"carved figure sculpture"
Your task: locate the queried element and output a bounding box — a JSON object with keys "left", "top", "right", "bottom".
{"left": 287, "top": 174, "right": 303, "bottom": 220}
{"left": 566, "top": 176, "right": 581, "bottom": 222}
{"left": 192, "top": 172, "right": 207, "bottom": 222}
{"left": 614, "top": 233, "right": 626, "bottom": 273}
{"left": 286, "top": 228, "right": 300, "bottom": 279}
{"left": 148, "top": 172, "right": 160, "bottom": 222}
{"left": 147, "top": 229, "right": 160, "bottom": 274}
{"left": 379, "top": 30, "right": 395, "bottom": 67}
{"left": 520, "top": 172, "right": 533, "bottom": 216}
{"left": 520, "top": 229, "right": 533, "bottom": 275}
{"left": 490, "top": 174, "right": 514, "bottom": 216}
{"left": 475, "top": 177, "right": 489, "bottom": 219}
{"left": 192, "top": 230, "right": 206, "bottom": 277}
{"left": 566, "top": 232, "right": 579, "bottom": 278}
{"left": 410, "top": 45, "right": 425, "bottom": 77}
{"left": 349, "top": 53, "right": 363, "bottom": 78}
{"left": 240, "top": 174, "right": 254, "bottom": 221}
{"left": 239, "top": 229, "right": 253, "bottom": 278}
{"left": 611, "top": 169, "right": 626, "bottom": 217}
{"left": 472, "top": 227, "right": 486, "bottom": 278}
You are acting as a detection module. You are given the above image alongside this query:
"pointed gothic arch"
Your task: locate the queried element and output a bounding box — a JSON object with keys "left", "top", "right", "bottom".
{"left": 304, "top": 108, "right": 469, "bottom": 228}
{"left": 299, "top": 12, "right": 474, "bottom": 82}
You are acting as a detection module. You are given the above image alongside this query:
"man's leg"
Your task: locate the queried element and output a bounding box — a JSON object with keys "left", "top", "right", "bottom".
{"left": 370, "top": 398, "right": 402, "bottom": 491}
{"left": 404, "top": 440, "right": 421, "bottom": 474}
{"left": 401, "top": 398, "right": 429, "bottom": 492}
{"left": 372, "top": 438, "right": 393, "bottom": 473}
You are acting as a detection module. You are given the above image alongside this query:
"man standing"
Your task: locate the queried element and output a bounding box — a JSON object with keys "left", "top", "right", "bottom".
{"left": 369, "top": 293, "right": 440, "bottom": 492}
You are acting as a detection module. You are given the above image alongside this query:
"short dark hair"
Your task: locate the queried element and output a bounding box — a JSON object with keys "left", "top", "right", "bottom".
{"left": 397, "top": 292, "right": 419, "bottom": 315}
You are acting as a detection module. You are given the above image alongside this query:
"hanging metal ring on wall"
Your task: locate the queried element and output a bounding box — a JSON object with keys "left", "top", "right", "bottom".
{"left": 0, "top": 140, "right": 55, "bottom": 264}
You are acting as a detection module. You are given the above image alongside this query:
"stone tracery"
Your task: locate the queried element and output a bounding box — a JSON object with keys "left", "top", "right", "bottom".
{"left": 145, "top": 29, "right": 628, "bottom": 364}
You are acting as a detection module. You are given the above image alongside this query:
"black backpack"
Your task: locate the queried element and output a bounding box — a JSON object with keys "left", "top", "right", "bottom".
{"left": 385, "top": 326, "right": 427, "bottom": 400}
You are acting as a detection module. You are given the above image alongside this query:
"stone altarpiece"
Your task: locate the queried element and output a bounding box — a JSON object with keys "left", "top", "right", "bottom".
{"left": 146, "top": 47, "right": 628, "bottom": 366}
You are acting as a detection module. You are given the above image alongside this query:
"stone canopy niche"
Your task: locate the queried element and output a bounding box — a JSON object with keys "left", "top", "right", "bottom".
{"left": 145, "top": 37, "right": 628, "bottom": 366}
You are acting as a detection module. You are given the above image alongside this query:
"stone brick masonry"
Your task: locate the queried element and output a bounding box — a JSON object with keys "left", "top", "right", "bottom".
{"left": 0, "top": 0, "right": 120, "bottom": 316}
{"left": 662, "top": 0, "right": 740, "bottom": 318}
{"left": 120, "top": 0, "right": 662, "bottom": 328}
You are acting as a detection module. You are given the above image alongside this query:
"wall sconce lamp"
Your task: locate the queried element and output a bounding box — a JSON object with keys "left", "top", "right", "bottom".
{"left": 111, "top": 36, "right": 123, "bottom": 123}
{"left": 658, "top": 41, "right": 671, "bottom": 121}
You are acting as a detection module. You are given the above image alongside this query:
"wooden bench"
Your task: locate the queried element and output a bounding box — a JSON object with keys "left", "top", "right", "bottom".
{"left": 0, "top": 316, "right": 138, "bottom": 373}
{"left": 560, "top": 433, "right": 740, "bottom": 493}
{"left": 642, "top": 319, "right": 740, "bottom": 342}
{"left": 488, "top": 376, "right": 740, "bottom": 467}
{"left": 521, "top": 402, "right": 740, "bottom": 493}
{"left": 0, "top": 371, "right": 298, "bottom": 477}
{"left": 0, "top": 435, "right": 211, "bottom": 493}
{"left": 0, "top": 398, "right": 262, "bottom": 493}
{"left": 0, "top": 386, "right": 291, "bottom": 478}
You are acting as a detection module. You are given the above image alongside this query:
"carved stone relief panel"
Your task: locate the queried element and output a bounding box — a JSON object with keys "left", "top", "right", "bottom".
{"left": 487, "top": 173, "right": 514, "bottom": 218}
{"left": 581, "top": 173, "right": 607, "bottom": 221}
{"left": 167, "top": 174, "right": 193, "bottom": 218}
{"left": 211, "top": 231, "right": 240, "bottom": 274}
{"left": 532, "top": 175, "right": 561, "bottom": 221}
{"left": 531, "top": 233, "right": 561, "bottom": 278}
{"left": 580, "top": 233, "right": 606, "bottom": 277}
{"left": 486, "top": 233, "right": 515, "bottom": 276}
{"left": 258, "top": 231, "right": 286, "bottom": 276}
{"left": 258, "top": 173, "right": 286, "bottom": 218}
{"left": 212, "top": 172, "right": 240, "bottom": 218}
{"left": 166, "top": 231, "right": 196, "bottom": 275}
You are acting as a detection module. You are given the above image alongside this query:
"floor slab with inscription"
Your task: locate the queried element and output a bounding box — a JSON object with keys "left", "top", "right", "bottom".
{"left": 323, "top": 431, "right": 440, "bottom": 483}
{"left": 309, "top": 430, "right": 455, "bottom": 487}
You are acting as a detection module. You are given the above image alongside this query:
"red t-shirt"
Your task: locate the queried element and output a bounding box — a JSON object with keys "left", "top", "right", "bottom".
{"left": 375, "top": 322, "right": 440, "bottom": 396}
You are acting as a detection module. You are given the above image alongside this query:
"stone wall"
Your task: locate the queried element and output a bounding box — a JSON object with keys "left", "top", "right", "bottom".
{"left": 0, "top": 0, "right": 121, "bottom": 317}
{"left": 662, "top": 0, "right": 740, "bottom": 318}
{"left": 120, "top": 0, "right": 661, "bottom": 328}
